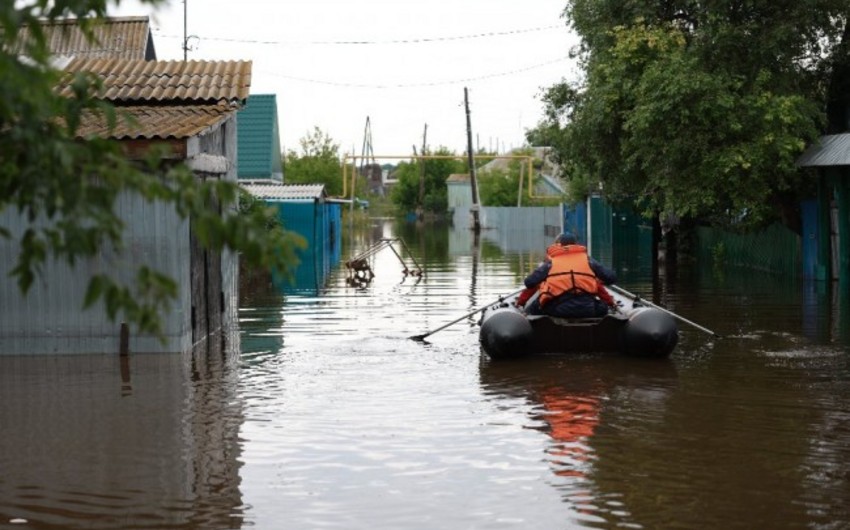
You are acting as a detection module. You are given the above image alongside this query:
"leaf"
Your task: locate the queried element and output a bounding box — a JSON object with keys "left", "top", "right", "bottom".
{"left": 83, "top": 275, "right": 104, "bottom": 308}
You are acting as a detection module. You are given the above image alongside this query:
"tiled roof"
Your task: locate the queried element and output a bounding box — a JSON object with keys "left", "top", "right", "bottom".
{"left": 75, "top": 104, "right": 234, "bottom": 140}
{"left": 237, "top": 94, "right": 282, "bottom": 179}
{"left": 11, "top": 16, "right": 156, "bottom": 60}
{"left": 241, "top": 183, "right": 326, "bottom": 201}
{"left": 60, "top": 58, "right": 252, "bottom": 105}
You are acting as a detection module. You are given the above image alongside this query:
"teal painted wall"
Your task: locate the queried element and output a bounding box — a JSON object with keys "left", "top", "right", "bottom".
{"left": 272, "top": 201, "right": 341, "bottom": 294}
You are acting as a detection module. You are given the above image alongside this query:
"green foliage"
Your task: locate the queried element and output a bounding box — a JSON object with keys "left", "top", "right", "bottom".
{"left": 284, "top": 126, "right": 344, "bottom": 196}
{"left": 528, "top": 0, "right": 847, "bottom": 231}
{"left": 478, "top": 167, "right": 519, "bottom": 206}
{"left": 390, "top": 147, "right": 464, "bottom": 213}
{"left": 478, "top": 149, "right": 565, "bottom": 207}
{"left": 1, "top": 1, "right": 304, "bottom": 336}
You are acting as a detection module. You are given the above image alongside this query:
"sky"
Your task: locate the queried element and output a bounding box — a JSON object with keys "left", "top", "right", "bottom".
{"left": 108, "top": 0, "right": 581, "bottom": 163}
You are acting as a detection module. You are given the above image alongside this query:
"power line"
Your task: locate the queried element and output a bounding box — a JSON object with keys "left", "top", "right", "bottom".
{"left": 151, "top": 24, "right": 563, "bottom": 47}
{"left": 259, "top": 56, "right": 571, "bottom": 89}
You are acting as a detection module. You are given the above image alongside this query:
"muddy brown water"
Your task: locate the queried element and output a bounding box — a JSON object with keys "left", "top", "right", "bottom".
{"left": 2, "top": 219, "right": 849, "bottom": 529}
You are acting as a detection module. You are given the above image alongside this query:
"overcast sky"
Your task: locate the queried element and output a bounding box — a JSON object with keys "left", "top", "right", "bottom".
{"left": 108, "top": 0, "right": 580, "bottom": 162}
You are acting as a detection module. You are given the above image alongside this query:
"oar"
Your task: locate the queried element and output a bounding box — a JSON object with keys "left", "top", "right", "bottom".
{"left": 409, "top": 288, "right": 525, "bottom": 342}
{"left": 608, "top": 284, "right": 721, "bottom": 338}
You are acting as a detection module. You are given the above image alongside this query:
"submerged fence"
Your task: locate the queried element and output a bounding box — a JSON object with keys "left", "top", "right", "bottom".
{"left": 695, "top": 224, "right": 801, "bottom": 277}
{"left": 451, "top": 197, "right": 803, "bottom": 279}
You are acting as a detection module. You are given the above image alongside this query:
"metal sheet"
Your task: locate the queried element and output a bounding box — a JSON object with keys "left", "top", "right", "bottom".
{"left": 797, "top": 134, "right": 850, "bottom": 167}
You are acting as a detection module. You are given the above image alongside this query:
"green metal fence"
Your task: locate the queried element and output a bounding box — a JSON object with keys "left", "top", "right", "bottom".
{"left": 696, "top": 224, "right": 801, "bottom": 277}
{"left": 588, "top": 198, "right": 654, "bottom": 280}
{"left": 579, "top": 197, "right": 801, "bottom": 279}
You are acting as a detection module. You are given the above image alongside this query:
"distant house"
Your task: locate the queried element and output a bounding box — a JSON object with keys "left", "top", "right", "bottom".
{"left": 236, "top": 94, "right": 283, "bottom": 182}
{"left": 0, "top": 54, "right": 252, "bottom": 355}
{"left": 235, "top": 96, "right": 341, "bottom": 294}
{"left": 478, "top": 147, "right": 565, "bottom": 197}
{"left": 10, "top": 16, "right": 157, "bottom": 60}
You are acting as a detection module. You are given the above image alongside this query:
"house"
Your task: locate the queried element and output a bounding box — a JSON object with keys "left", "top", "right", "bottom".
{"left": 236, "top": 94, "right": 283, "bottom": 182}
{"left": 0, "top": 56, "right": 252, "bottom": 355}
{"left": 235, "top": 97, "right": 341, "bottom": 294}
{"left": 477, "top": 147, "right": 565, "bottom": 198}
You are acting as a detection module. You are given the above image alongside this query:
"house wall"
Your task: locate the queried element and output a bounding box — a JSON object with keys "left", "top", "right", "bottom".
{"left": 190, "top": 116, "right": 240, "bottom": 356}
{"left": 0, "top": 192, "right": 193, "bottom": 355}
{"left": 221, "top": 119, "right": 240, "bottom": 354}
{"left": 272, "top": 200, "right": 342, "bottom": 294}
{"left": 0, "top": 119, "right": 240, "bottom": 356}
{"left": 448, "top": 181, "right": 472, "bottom": 209}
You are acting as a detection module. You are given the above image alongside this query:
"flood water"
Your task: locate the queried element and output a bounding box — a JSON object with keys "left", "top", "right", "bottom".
{"left": 2, "top": 218, "right": 850, "bottom": 529}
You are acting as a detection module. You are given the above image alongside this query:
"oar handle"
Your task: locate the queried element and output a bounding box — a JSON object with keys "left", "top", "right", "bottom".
{"left": 410, "top": 288, "right": 525, "bottom": 341}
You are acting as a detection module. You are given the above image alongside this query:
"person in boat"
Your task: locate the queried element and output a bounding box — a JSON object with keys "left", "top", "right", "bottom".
{"left": 520, "top": 232, "right": 617, "bottom": 318}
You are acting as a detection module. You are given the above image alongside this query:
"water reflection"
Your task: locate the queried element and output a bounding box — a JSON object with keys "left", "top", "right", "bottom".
{"left": 480, "top": 357, "right": 679, "bottom": 528}
{"left": 0, "top": 352, "right": 244, "bottom": 530}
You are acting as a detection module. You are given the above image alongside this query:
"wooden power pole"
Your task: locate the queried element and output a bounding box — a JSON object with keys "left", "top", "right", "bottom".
{"left": 418, "top": 124, "right": 427, "bottom": 208}
{"left": 464, "top": 87, "right": 481, "bottom": 233}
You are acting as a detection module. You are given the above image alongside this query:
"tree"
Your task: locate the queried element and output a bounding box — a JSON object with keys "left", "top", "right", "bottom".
{"left": 390, "top": 147, "right": 464, "bottom": 213}
{"left": 1, "top": 0, "right": 303, "bottom": 336}
{"left": 529, "top": 0, "right": 848, "bottom": 232}
{"left": 284, "top": 127, "right": 345, "bottom": 196}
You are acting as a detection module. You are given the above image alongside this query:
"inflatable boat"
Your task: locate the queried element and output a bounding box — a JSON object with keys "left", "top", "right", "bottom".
{"left": 479, "top": 288, "right": 679, "bottom": 360}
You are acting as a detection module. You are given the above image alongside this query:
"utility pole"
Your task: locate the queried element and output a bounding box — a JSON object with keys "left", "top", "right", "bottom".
{"left": 464, "top": 87, "right": 481, "bottom": 233}
{"left": 418, "top": 123, "right": 427, "bottom": 211}
{"left": 183, "top": 0, "right": 187, "bottom": 61}
{"left": 357, "top": 116, "right": 376, "bottom": 204}
{"left": 182, "top": 1, "right": 198, "bottom": 61}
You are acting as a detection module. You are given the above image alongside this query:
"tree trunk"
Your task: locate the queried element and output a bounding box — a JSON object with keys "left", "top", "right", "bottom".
{"left": 826, "top": 18, "right": 850, "bottom": 134}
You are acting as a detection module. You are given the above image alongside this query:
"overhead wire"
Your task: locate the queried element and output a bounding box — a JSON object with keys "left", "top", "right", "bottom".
{"left": 151, "top": 24, "right": 564, "bottom": 47}
{"left": 259, "top": 56, "right": 572, "bottom": 89}
{"left": 150, "top": 23, "right": 573, "bottom": 88}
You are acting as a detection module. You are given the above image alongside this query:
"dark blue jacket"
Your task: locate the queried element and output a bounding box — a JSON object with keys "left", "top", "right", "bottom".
{"left": 523, "top": 255, "right": 617, "bottom": 318}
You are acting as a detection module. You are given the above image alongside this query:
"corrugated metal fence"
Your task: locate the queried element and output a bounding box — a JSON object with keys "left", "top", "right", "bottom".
{"left": 696, "top": 224, "right": 801, "bottom": 276}
{"left": 451, "top": 206, "right": 563, "bottom": 253}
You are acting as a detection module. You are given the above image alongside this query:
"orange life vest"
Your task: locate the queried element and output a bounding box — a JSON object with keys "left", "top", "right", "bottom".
{"left": 538, "top": 244, "right": 601, "bottom": 307}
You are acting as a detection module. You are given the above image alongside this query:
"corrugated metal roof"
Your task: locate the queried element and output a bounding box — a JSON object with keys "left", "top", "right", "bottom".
{"left": 75, "top": 104, "right": 233, "bottom": 140}
{"left": 60, "top": 58, "right": 252, "bottom": 105}
{"left": 796, "top": 134, "right": 850, "bottom": 167}
{"left": 11, "top": 16, "right": 156, "bottom": 60}
{"left": 237, "top": 94, "right": 282, "bottom": 179}
{"left": 241, "top": 183, "right": 326, "bottom": 201}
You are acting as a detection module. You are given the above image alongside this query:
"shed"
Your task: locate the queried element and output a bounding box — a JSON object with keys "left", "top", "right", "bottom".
{"left": 447, "top": 173, "right": 472, "bottom": 209}
{"left": 241, "top": 183, "right": 341, "bottom": 294}
{"left": 0, "top": 55, "right": 252, "bottom": 355}
{"left": 237, "top": 94, "right": 283, "bottom": 182}
{"left": 796, "top": 133, "right": 850, "bottom": 284}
